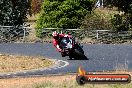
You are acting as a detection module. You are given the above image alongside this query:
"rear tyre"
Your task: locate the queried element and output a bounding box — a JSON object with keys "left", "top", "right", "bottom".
{"left": 74, "top": 47, "right": 84, "bottom": 56}
{"left": 77, "top": 45, "right": 84, "bottom": 54}
{"left": 69, "top": 51, "right": 74, "bottom": 59}
{"left": 69, "top": 55, "right": 73, "bottom": 59}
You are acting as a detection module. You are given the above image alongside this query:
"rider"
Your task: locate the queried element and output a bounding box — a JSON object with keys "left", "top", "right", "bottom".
{"left": 52, "top": 31, "right": 71, "bottom": 57}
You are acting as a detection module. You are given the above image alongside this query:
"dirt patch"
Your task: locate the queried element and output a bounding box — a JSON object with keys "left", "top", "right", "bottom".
{"left": 0, "top": 54, "right": 53, "bottom": 73}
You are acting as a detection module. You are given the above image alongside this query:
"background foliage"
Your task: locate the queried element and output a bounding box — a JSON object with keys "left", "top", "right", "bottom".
{"left": 36, "top": 0, "right": 95, "bottom": 37}
{"left": 0, "top": 0, "right": 31, "bottom": 42}
{"left": 81, "top": 10, "right": 113, "bottom": 30}
{"left": 31, "top": 0, "right": 43, "bottom": 14}
{"left": 0, "top": 0, "right": 31, "bottom": 26}
{"left": 105, "top": 0, "right": 132, "bottom": 32}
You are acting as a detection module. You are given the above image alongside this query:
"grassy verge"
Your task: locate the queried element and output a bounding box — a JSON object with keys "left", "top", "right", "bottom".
{"left": 0, "top": 54, "right": 53, "bottom": 73}
{"left": 34, "top": 80, "right": 132, "bottom": 88}
{"left": 0, "top": 72, "right": 131, "bottom": 88}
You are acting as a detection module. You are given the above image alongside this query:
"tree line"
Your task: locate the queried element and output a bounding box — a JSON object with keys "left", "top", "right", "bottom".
{"left": 0, "top": 0, "right": 132, "bottom": 38}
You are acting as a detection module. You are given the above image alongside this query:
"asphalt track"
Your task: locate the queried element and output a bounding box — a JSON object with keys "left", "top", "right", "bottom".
{"left": 0, "top": 43, "right": 132, "bottom": 78}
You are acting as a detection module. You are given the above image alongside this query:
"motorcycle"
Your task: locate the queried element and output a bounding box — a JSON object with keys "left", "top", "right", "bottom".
{"left": 59, "top": 37, "right": 84, "bottom": 59}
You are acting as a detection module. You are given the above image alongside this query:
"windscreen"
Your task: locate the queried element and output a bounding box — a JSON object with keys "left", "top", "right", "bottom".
{"left": 60, "top": 37, "right": 72, "bottom": 48}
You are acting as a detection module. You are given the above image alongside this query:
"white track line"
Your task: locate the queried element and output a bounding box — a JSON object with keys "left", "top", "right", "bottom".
{"left": 56, "top": 60, "right": 69, "bottom": 68}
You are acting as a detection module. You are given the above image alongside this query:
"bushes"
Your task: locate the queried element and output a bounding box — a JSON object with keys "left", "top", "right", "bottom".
{"left": 36, "top": 0, "right": 95, "bottom": 37}
{"left": 0, "top": 0, "right": 31, "bottom": 26}
{"left": 105, "top": 0, "right": 132, "bottom": 32}
{"left": 81, "top": 9, "right": 113, "bottom": 30}
{"left": 0, "top": 0, "right": 31, "bottom": 41}
{"left": 111, "top": 14, "right": 132, "bottom": 32}
{"left": 36, "top": 0, "right": 132, "bottom": 38}
{"left": 0, "top": 0, "right": 13, "bottom": 26}
{"left": 81, "top": 8, "right": 132, "bottom": 32}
